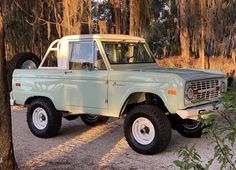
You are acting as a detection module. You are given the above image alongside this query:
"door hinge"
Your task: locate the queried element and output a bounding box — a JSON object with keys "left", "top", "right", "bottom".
{"left": 105, "top": 99, "right": 108, "bottom": 104}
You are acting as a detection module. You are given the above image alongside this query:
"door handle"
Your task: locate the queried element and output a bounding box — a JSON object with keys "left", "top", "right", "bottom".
{"left": 64, "top": 71, "right": 72, "bottom": 74}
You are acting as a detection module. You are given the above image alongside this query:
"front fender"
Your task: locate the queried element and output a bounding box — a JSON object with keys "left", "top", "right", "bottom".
{"left": 108, "top": 81, "right": 182, "bottom": 117}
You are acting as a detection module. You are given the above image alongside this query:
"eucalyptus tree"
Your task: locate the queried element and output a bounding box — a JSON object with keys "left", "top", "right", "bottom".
{"left": 0, "top": 3, "right": 17, "bottom": 170}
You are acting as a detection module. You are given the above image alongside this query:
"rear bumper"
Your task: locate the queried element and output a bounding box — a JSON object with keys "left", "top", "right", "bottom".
{"left": 10, "top": 92, "right": 15, "bottom": 106}
{"left": 176, "top": 103, "right": 224, "bottom": 120}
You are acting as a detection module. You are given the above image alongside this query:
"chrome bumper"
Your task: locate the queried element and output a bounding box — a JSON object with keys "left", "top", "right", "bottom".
{"left": 176, "top": 103, "right": 224, "bottom": 120}
{"left": 10, "top": 92, "right": 15, "bottom": 106}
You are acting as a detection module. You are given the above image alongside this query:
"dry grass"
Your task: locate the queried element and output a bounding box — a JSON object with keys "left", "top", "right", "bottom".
{"left": 157, "top": 56, "right": 236, "bottom": 75}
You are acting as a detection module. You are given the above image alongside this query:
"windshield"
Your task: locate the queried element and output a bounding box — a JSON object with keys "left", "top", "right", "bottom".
{"left": 102, "top": 41, "right": 155, "bottom": 64}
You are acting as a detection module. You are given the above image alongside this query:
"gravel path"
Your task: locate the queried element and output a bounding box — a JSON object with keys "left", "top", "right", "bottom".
{"left": 12, "top": 106, "right": 223, "bottom": 170}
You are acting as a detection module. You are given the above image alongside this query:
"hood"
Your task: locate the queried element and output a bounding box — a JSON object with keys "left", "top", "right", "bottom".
{"left": 141, "top": 67, "right": 225, "bottom": 81}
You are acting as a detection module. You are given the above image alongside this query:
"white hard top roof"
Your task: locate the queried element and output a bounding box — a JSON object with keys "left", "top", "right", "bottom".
{"left": 61, "top": 34, "right": 145, "bottom": 42}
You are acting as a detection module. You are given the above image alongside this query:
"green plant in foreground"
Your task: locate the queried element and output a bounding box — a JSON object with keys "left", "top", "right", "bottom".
{"left": 174, "top": 86, "right": 236, "bottom": 170}
{"left": 173, "top": 145, "right": 210, "bottom": 170}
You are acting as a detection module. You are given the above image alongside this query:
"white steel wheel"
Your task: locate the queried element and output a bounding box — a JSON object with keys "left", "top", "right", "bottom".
{"left": 132, "top": 117, "right": 155, "bottom": 145}
{"left": 32, "top": 107, "right": 48, "bottom": 130}
{"left": 124, "top": 105, "right": 172, "bottom": 155}
{"left": 27, "top": 98, "right": 62, "bottom": 138}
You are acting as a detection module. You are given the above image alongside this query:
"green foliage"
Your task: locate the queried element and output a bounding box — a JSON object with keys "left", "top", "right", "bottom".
{"left": 173, "top": 145, "right": 207, "bottom": 170}
{"left": 174, "top": 85, "right": 236, "bottom": 170}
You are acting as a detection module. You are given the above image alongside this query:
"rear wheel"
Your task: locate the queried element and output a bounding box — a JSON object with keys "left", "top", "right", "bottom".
{"left": 80, "top": 114, "right": 109, "bottom": 126}
{"left": 63, "top": 115, "right": 79, "bottom": 121}
{"left": 124, "top": 104, "right": 172, "bottom": 155}
{"left": 176, "top": 120, "right": 202, "bottom": 138}
{"left": 27, "top": 98, "right": 62, "bottom": 138}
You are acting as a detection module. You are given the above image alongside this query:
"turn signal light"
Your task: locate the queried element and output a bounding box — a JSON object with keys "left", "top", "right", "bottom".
{"left": 168, "top": 90, "right": 176, "bottom": 95}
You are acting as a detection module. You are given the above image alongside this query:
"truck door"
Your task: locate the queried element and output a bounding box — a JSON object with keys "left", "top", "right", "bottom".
{"left": 64, "top": 40, "right": 108, "bottom": 109}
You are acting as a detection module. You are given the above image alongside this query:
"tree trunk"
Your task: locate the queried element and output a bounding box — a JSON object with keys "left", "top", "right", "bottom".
{"left": 0, "top": 5, "right": 17, "bottom": 170}
{"left": 88, "top": 0, "right": 92, "bottom": 33}
{"left": 114, "top": 0, "right": 121, "bottom": 34}
{"left": 62, "top": 0, "right": 71, "bottom": 35}
{"left": 53, "top": 0, "right": 62, "bottom": 37}
{"left": 129, "top": 0, "right": 135, "bottom": 36}
{"left": 199, "top": 0, "right": 205, "bottom": 69}
{"left": 168, "top": 0, "right": 172, "bottom": 15}
{"left": 179, "top": 0, "right": 190, "bottom": 61}
{"left": 122, "top": 0, "right": 128, "bottom": 34}
{"left": 109, "top": 0, "right": 121, "bottom": 34}
{"left": 4, "top": 1, "right": 35, "bottom": 59}
{"left": 109, "top": 0, "right": 115, "bottom": 33}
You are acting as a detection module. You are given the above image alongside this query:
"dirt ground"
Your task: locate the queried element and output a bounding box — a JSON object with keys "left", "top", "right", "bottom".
{"left": 12, "top": 106, "right": 223, "bottom": 170}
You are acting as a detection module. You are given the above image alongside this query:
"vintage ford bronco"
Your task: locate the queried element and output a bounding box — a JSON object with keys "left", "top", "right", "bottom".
{"left": 12, "top": 34, "right": 227, "bottom": 155}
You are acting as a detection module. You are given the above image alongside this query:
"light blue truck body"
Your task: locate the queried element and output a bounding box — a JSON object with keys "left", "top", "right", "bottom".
{"left": 12, "top": 34, "right": 227, "bottom": 120}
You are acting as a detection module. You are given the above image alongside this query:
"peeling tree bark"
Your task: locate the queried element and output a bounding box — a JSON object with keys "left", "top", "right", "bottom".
{"left": 62, "top": 0, "right": 71, "bottom": 35}
{"left": 179, "top": 0, "right": 190, "bottom": 61}
{"left": 108, "top": 0, "right": 121, "bottom": 34}
{"left": 0, "top": 4, "right": 17, "bottom": 170}
{"left": 199, "top": 0, "right": 206, "bottom": 69}
{"left": 129, "top": 0, "right": 135, "bottom": 36}
{"left": 114, "top": 0, "right": 121, "bottom": 34}
{"left": 122, "top": 0, "right": 128, "bottom": 34}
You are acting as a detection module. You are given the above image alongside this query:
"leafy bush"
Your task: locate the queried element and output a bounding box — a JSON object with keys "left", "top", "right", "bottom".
{"left": 174, "top": 85, "right": 236, "bottom": 170}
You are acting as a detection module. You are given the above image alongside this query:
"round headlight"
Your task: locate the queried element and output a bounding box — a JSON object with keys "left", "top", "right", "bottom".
{"left": 220, "top": 81, "right": 226, "bottom": 92}
{"left": 186, "top": 86, "right": 194, "bottom": 100}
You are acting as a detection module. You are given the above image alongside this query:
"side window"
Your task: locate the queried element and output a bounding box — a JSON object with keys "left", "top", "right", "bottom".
{"left": 94, "top": 43, "right": 106, "bottom": 70}
{"left": 102, "top": 42, "right": 130, "bottom": 64}
{"left": 70, "top": 41, "right": 93, "bottom": 70}
{"left": 103, "top": 43, "right": 117, "bottom": 63}
{"left": 41, "top": 51, "right": 58, "bottom": 67}
{"left": 69, "top": 41, "right": 106, "bottom": 70}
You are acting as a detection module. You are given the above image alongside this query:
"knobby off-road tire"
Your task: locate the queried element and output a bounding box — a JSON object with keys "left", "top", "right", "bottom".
{"left": 27, "top": 98, "right": 62, "bottom": 138}
{"left": 80, "top": 114, "right": 109, "bottom": 126}
{"left": 176, "top": 120, "right": 202, "bottom": 138}
{"left": 124, "top": 104, "right": 172, "bottom": 155}
{"left": 7, "top": 52, "right": 41, "bottom": 91}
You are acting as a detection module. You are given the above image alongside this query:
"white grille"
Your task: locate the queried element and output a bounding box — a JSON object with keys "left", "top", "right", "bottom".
{"left": 190, "top": 79, "right": 220, "bottom": 100}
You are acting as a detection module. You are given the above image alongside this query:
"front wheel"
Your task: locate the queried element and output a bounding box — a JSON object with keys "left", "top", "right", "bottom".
{"left": 80, "top": 114, "right": 109, "bottom": 126}
{"left": 124, "top": 105, "right": 172, "bottom": 155}
{"left": 27, "top": 98, "right": 62, "bottom": 138}
{"left": 176, "top": 120, "right": 202, "bottom": 138}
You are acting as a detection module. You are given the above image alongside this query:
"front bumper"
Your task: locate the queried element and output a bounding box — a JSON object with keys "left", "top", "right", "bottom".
{"left": 176, "top": 103, "right": 224, "bottom": 120}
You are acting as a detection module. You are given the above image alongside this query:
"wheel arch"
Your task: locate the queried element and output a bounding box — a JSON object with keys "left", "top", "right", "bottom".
{"left": 25, "top": 96, "right": 53, "bottom": 106}
{"left": 119, "top": 92, "right": 169, "bottom": 116}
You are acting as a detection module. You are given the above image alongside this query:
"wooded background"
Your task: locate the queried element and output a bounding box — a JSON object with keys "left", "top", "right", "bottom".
{"left": 0, "top": 1, "right": 235, "bottom": 169}
{"left": 3, "top": 0, "right": 236, "bottom": 69}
